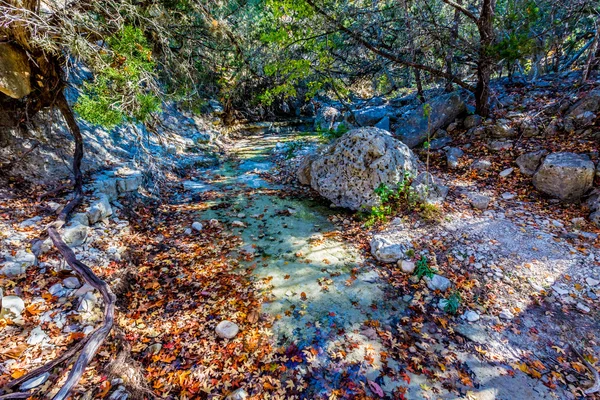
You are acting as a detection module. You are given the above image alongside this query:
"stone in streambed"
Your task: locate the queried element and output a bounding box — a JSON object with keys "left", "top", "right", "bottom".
{"left": 216, "top": 320, "right": 239, "bottom": 339}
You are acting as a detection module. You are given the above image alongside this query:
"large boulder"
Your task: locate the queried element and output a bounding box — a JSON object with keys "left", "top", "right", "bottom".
{"left": 567, "top": 90, "right": 600, "bottom": 118}
{"left": 302, "top": 127, "right": 418, "bottom": 210}
{"left": 395, "top": 92, "right": 466, "bottom": 148}
{"left": 354, "top": 105, "right": 392, "bottom": 127}
{"left": 0, "top": 43, "right": 31, "bottom": 99}
{"left": 532, "top": 153, "right": 595, "bottom": 200}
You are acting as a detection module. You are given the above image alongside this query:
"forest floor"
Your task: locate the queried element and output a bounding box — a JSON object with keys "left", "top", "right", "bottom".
{"left": 2, "top": 123, "right": 599, "bottom": 400}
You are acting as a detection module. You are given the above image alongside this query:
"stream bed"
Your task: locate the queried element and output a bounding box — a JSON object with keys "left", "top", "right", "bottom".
{"left": 182, "top": 128, "right": 409, "bottom": 395}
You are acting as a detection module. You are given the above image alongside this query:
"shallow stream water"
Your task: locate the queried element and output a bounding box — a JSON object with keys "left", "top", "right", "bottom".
{"left": 182, "top": 128, "right": 407, "bottom": 395}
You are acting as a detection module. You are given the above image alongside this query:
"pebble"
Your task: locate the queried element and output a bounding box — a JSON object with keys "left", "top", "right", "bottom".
{"left": 192, "top": 221, "right": 203, "bottom": 231}
{"left": 1, "top": 295, "right": 25, "bottom": 319}
{"left": 585, "top": 277, "right": 599, "bottom": 287}
{"left": 27, "top": 327, "right": 50, "bottom": 345}
{"left": 399, "top": 260, "right": 415, "bottom": 274}
{"left": 425, "top": 274, "right": 452, "bottom": 292}
{"left": 499, "top": 309, "right": 514, "bottom": 320}
{"left": 463, "top": 310, "right": 480, "bottom": 322}
{"left": 63, "top": 277, "right": 81, "bottom": 289}
{"left": 226, "top": 388, "right": 249, "bottom": 400}
{"left": 231, "top": 221, "right": 245, "bottom": 228}
{"left": 501, "top": 192, "right": 516, "bottom": 200}
{"left": 576, "top": 302, "right": 591, "bottom": 313}
{"left": 215, "top": 320, "right": 239, "bottom": 339}
{"left": 499, "top": 168, "right": 514, "bottom": 178}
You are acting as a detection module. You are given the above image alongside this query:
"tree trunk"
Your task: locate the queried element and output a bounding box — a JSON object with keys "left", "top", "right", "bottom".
{"left": 445, "top": 0, "right": 461, "bottom": 92}
{"left": 475, "top": 0, "right": 496, "bottom": 117}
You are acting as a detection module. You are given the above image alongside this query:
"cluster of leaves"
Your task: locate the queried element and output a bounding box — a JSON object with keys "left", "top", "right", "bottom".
{"left": 74, "top": 26, "right": 160, "bottom": 128}
{"left": 414, "top": 256, "right": 436, "bottom": 279}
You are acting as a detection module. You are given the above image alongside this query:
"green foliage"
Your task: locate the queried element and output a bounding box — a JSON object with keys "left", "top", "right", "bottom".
{"left": 361, "top": 172, "right": 418, "bottom": 226}
{"left": 316, "top": 122, "right": 349, "bottom": 141}
{"left": 444, "top": 291, "right": 462, "bottom": 315}
{"left": 74, "top": 25, "right": 160, "bottom": 128}
{"left": 284, "top": 139, "right": 306, "bottom": 159}
{"left": 419, "top": 202, "right": 442, "bottom": 222}
{"left": 414, "top": 256, "right": 436, "bottom": 279}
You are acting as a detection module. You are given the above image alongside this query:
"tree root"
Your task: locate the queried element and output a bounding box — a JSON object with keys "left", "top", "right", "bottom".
{"left": 571, "top": 345, "right": 600, "bottom": 395}
{"left": 1, "top": 92, "right": 117, "bottom": 400}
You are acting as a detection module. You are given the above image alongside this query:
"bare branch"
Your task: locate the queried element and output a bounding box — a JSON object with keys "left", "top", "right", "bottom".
{"left": 440, "top": 0, "right": 478, "bottom": 23}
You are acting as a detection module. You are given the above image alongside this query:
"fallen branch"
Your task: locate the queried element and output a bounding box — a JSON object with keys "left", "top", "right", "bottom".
{"left": 571, "top": 345, "right": 600, "bottom": 395}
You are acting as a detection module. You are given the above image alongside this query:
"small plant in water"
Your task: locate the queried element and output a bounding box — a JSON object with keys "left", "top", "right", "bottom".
{"left": 444, "top": 291, "right": 462, "bottom": 315}
{"left": 414, "top": 256, "right": 436, "bottom": 279}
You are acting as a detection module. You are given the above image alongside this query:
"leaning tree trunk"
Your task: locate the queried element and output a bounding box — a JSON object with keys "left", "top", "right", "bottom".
{"left": 445, "top": 0, "right": 461, "bottom": 92}
{"left": 475, "top": 0, "right": 496, "bottom": 117}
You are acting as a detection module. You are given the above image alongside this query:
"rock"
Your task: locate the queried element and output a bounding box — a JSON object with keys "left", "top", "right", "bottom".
{"left": 396, "top": 92, "right": 466, "bottom": 148}
{"left": 61, "top": 222, "right": 88, "bottom": 247}
{"left": 307, "top": 128, "right": 418, "bottom": 210}
{"left": 371, "top": 236, "right": 406, "bottom": 263}
{"left": 49, "top": 283, "right": 67, "bottom": 297}
{"left": 231, "top": 221, "right": 246, "bottom": 228}
{"left": 296, "top": 154, "right": 316, "bottom": 186}
{"left": 116, "top": 171, "right": 143, "bottom": 193}
{"left": 410, "top": 172, "right": 448, "bottom": 205}
{"left": 226, "top": 388, "right": 249, "bottom": 400}
{"left": 209, "top": 99, "right": 225, "bottom": 115}
{"left": 27, "top": 327, "right": 50, "bottom": 345}
{"left": 515, "top": 150, "right": 547, "bottom": 176}
{"left": 1, "top": 295, "right": 25, "bottom": 319}
{"left": 532, "top": 153, "right": 595, "bottom": 200}
{"left": 586, "top": 277, "right": 599, "bottom": 287}
{"left": 463, "top": 114, "right": 482, "bottom": 129}
{"left": 1, "top": 250, "right": 36, "bottom": 277}
{"left": 315, "top": 106, "right": 342, "bottom": 130}
{"left": 192, "top": 221, "right": 203, "bottom": 232}
{"left": 567, "top": 89, "right": 600, "bottom": 117}
{"left": 78, "top": 292, "right": 97, "bottom": 312}
{"left": 184, "top": 228, "right": 192, "bottom": 235}
{"left": 429, "top": 136, "right": 452, "bottom": 150}
{"left": 445, "top": 147, "right": 463, "bottom": 169}
{"left": 487, "top": 119, "right": 515, "bottom": 138}
{"left": 487, "top": 140, "right": 513, "bottom": 152}
{"left": 215, "top": 320, "right": 239, "bottom": 339}
{"left": 463, "top": 310, "right": 480, "bottom": 322}
{"left": 70, "top": 212, "right": 89, "bottom": 226}
{"left": 576, "top": 302, "right": 590, "bottom": 314}
{"left": 374, "top": 116, "right": 390, "bottom": 131}
{"left": 472, "top": 159, "right": 492, "bottom": 171}
{"left": 454, "top": 323, "right": 489, "bottom": 344}
{"left": 63, "top": 277, "right": 81, "bottom": 289}
{"left": 0, "top": 43, "right": 32, "bottom": 99}
{"left": 147, "top": 343, "right": 162, "bottom": 355}
{"left": 520, "top": 119, "right": 539, "bottom": 137}
{"left": 87, "top": 194, "right": 112, "bottom": 225}
{"left": 399, "top": 260, "right": 415, "bottom": 274}
{"left": 468, "top": 192, "right": 491, "bottom": 210}
{"left": 501, "top": 192, "right": 516, "bottom": 200}
{"left": 573, "top": 111, "right": 596, "bottom": 128}
{"left": 499, "top": 309, "right": 514, "bottom": 320}
{"left": 95, "top": 177, "right": 119, "bottom": 201}
{"left": 354, "top": 105, "right": 391, "bottom": 126}
{"left": 438, "top": 298, "right": 449, "bottom": 310}
{"left": 425, "top": 274, "right": 451, "bottom": 292}
{"left": 19, "top": 372, "right": 50, "bottom": 391}
{"left": 499, "top": 167, "right": 514, "bottom": 178}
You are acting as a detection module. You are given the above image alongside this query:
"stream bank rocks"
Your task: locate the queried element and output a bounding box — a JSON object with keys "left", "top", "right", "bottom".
{"left": 532, "top": 152, "right": 595, "bottom": 201}
{"left": 299, "top": 127, "right": 419, "bottom": 210}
